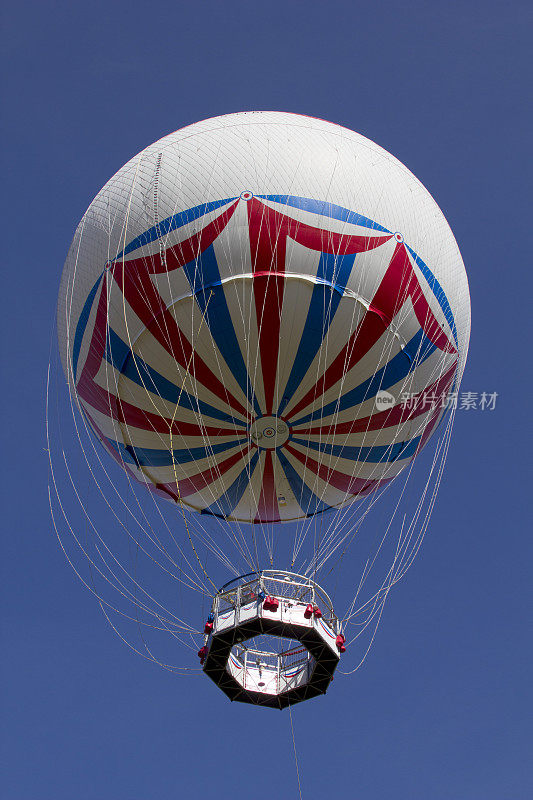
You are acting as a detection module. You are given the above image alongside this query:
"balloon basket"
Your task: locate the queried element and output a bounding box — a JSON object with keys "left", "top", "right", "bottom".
{"left": 200, "top": 570, "right": 341, "bottom": 709}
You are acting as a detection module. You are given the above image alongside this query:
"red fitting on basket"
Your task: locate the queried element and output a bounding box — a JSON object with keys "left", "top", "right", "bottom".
{"left": 304, "top": 603, "right": 314, "bottom": 619}
{"left": 263, "top": 595, "right": 279, "bottom": 611}
{"left": 198, "top": 646, "right": 208, "bottom": 664}
{"left": 313, "top": 606, "right": 322, "bottom": 619}
{"left": 336, "top": 634, "right": 346, "bottom": 653}
{"left": 204, "top": 621, "right": 213, "bottom": 634}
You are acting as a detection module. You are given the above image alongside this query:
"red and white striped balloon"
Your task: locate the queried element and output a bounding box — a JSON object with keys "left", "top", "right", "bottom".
{"left": 58, "top": 112, "right": 470, "bottom": 523}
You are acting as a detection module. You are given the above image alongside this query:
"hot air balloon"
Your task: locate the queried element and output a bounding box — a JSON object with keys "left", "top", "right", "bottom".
{"left": 50, "top": 112, "right": 470, "bottom": 708}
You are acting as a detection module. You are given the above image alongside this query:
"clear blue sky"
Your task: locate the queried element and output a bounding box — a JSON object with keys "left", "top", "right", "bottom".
{"left": 2, "top": 2, "right": 531, "bottom": 798}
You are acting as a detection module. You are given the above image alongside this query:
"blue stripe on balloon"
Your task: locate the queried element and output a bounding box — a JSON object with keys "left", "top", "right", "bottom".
{"left": 201, "top": 450, "right": 260, "bottom": 518}
{"left": 104, "top": 328, "right": 247, "bottom": 426}
{"left": 291, "top": 328, "right": 436, "bottom": 427}
{"left": 290, "top": 435, "right": 420, "bottom": 464}
{"left": 406, "top": 245, "right": 458, "bottom": 348}
{"left": 115, "top": 198, "right": 237, "bottom": 259}
{"left": 258, "top": 195, "right": 391, "bottom": 232}
{"left": 72, "top": 273, "right": 104, "bottom": 381}
{"left": 316, "top": 250, "right": 356, "bottom": 289}
{"left": 110, "top": 438, "right": 247, "bottom": 467}
{"left": 276, "top": 449, "right": 331, "bottom": 516}
{"left": 182, "top": 244, "right": 261, "bottom": 416}
{"left": 277, "top": 252, "right": 356, "bottom": 416}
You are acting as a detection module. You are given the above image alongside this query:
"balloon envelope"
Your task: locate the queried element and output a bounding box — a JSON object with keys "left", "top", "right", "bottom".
{"left": 58, "top": 112, "right": 470, "bottom": 523}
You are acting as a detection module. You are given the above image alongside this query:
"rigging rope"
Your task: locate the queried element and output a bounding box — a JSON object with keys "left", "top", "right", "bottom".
{"left": 289, "top": 704, "right": 303, "bottom": 800}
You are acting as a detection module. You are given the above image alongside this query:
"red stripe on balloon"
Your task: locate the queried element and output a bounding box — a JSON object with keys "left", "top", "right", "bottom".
{"left": 286, "top": 242, "right": 456, "bottom": 421}
{"left": 253, "top": 275, "right": 285, "bottom": 415}
{"left": 119, "top": 201, "right": 239, "bottom": 274}
{"left": 247, "top": 198, "right": 391, "bottom": 415}
{"left": 84, "top": 397, "right": 251, "bottom": 502}
{"left": 248, "top": 199, "right": 286, "bottom": 415}
{"left": 172, "top": 445, "right": 252, "bottom": 498}
{"left": 293, "top": 362, "right": 457, "bottom": 437}
{"left": 75, "top": 284, "right": 247, "bottom": 438}
{"left": 75, "top": 278, "right": 248, "bottom": 435}
{"left": 290, "top": 221, "right": 391, "bottom": 255}
{"left": 80, "top": 379, "right": 247, "bottom": 440}
{"left": 76, "top": 278, "right": 110, "bottom": 409}
{"left": 77, "top": 204, "right": 250, "bottom": 423}
{"left": 112, "top": 261, "right": 250, "bottom": 422}
{"left": 284, "top": 443, "right": 392, "bottom": 497}
{"left": 80, "top": 394, "right": 250, "bottom": 503}
{"left": 254, "top": 450, "right": 280, "bottom": 523}
{"left": 114, "top": 401, "right": 247, "bottom": 439}
{"left": 256, "top": 198, "right": 392, "bottom": 255}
